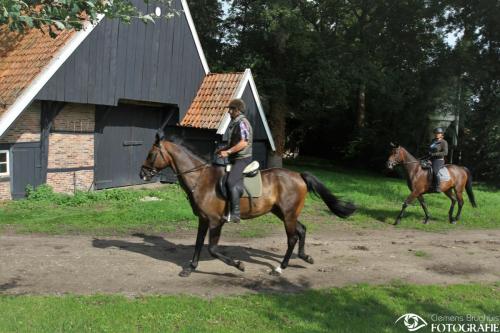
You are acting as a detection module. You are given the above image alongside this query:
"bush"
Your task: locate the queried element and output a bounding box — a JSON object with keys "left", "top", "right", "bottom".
{"left": 23, "top": 185, "right": 154, "bottom": 207}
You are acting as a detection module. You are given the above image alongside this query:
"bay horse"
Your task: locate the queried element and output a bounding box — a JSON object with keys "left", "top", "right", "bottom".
{"left": 139, "top": 135, "right": 356, "bottom": 276}
{"left": 386, "top": 145, "right": 476, "bottom": 225}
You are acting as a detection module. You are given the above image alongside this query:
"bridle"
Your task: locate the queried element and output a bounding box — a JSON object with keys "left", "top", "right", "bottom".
{"left": 142, "top": 143, "right": 209, "bottom": 192}
{"left": 387, "top": 147, "right": 427, "bottom": 168}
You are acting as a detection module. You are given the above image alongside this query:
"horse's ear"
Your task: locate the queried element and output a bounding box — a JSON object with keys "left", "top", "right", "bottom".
{"left": 155, "top": 131, "right": 165, "bottom": 143}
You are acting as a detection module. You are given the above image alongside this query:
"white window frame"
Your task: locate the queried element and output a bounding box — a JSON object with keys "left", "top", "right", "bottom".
{"left": 0, "top": 150, "right": 9, "bottom": 177}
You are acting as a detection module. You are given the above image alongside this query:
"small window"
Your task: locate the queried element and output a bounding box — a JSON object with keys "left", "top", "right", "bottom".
{"left": 0, "top": 150, "right": 9, "bottom": 176}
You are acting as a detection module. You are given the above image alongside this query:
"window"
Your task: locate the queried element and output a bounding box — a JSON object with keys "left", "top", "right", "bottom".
{"left": 0, "top": 150, "right": 9, "bottom": 177}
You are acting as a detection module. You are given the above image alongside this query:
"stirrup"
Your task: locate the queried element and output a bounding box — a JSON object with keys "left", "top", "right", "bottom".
{"left": 221, "top": 212, "right": 240, "bottom": 224}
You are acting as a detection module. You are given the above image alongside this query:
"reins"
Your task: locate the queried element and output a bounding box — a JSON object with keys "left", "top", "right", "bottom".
{"left": 153, "top": 142, "right": 210, "bottom": 193}
{"left": 173, "top": 163, "right": 210, "bottom": 177}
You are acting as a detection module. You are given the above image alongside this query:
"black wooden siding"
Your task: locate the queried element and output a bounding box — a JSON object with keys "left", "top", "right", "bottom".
{"left": 241, "top": 83, "right": 268, "bottom": 141}
{"left": 36, "top": 0, "right": 206, "bottom": 118}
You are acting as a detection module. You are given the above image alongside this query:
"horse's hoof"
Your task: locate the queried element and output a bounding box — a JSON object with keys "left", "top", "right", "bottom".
{"left": 179, "top": 267, "right": 193, "bottom": 277}
{"left": 300, "top": 254, "right": 314, "bottom": 264}
{"left": 270, "top": 266, "right": 282, "bottom": 276}
{"left": 450, "top": 220, "right": 457, "bottom": 225}
{"left": 393, "top": 220, "right": 400, "bottom": 226}
{"left": 423, "top": 219, "right": 429, "bottom": 225}
{"left": 235, "top": 261, "right": 245, "bottom": 272}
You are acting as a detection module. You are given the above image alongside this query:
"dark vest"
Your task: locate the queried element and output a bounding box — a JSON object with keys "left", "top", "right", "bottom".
{"left": 228, "top": 114, "right": 253, "bottom": 159}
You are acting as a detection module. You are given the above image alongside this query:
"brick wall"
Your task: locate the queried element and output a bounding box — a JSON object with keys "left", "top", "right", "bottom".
{"left": 47, "top": 133, "right": 94, "bottom": 169}
{"left": 0, "top": 102, "right": 41, "bottom": 144}
{"left": 0, "top": 181, "right": 11, "bottom": 200}
{"left": 46, "top": 170, "right": 93, "bottom": 193}
{"left": 46, "top": 103, "right": 95, "bottom": 194}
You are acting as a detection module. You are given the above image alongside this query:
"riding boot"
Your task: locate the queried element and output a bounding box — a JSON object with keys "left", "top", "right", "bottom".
{"left": 228, "top": 186, "right": 241, "bottom": 223}
{"left": 221, "top": 186, "right": 242, "bottom": 223}
{"left": 432, "top": 174, "right": 441, "bottom": 193}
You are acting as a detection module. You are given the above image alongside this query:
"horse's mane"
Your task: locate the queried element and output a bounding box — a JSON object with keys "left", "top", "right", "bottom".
{"left": 166, "top": 135, "right": 209, "bottom": 164}
{"left": 399, "top": 146, "right": 418, "bottom": 161}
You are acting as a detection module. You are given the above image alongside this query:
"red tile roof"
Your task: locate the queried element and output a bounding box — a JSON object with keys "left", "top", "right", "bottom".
{"left": 180, "top": 72, "right": 245, "bottom": 129}
{"left": 0, "top": 27, "right": 74, "bottom": 117}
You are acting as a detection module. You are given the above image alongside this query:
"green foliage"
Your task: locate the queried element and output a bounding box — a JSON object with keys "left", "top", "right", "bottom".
{"left": 1, "top": 163, "right": 499, "bottom": 235}
{"left": 24, "top": 184, "right": 147, "bottom": 206}
{"left": 189, "top": 0, "right": 499, "bottom": 182}
{"left": 1, "top": 0, "right": 178, "bottom": 36}
{"left": 440, "top": 0, "right": 500, "bottom": 185}
{"left": 0, "top": 284, "right": 498, "bottom": 332}
{"left": 186, "top": 0, "right": 224, "bottom": 69}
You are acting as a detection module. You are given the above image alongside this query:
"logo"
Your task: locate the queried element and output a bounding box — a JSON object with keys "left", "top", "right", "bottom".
{"left": 395, "top": 313, "right": 428, "bottom": 332}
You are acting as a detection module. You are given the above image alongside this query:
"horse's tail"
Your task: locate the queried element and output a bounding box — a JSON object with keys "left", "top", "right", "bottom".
{"left": 464, "top": 167, "right": 477, "bottom": 208}
{"left": 300, "top": 172, "right": 356, "bottom": 218}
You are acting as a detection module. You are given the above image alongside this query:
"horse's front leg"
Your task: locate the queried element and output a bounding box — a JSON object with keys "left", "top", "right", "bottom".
{"left": 207, "top": 223, "right": 245, "bottom": 272}
{"left": 394, "top": 192, "right": 418, "bottom": 225}
{"left": 179, "top": 218, "right": 209, "bottom": 277}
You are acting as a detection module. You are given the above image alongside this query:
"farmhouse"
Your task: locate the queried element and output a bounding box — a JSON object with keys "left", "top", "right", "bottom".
{"left": 0, "top": 0, "right": 275, "bottom": 200}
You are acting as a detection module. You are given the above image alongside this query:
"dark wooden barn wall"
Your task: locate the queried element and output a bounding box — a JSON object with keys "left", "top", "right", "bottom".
{"left": 36, "top": 0, "right": 205, "bottom": 118}
{"left": 240, "top": 83, "right": 268, "bottom": 141}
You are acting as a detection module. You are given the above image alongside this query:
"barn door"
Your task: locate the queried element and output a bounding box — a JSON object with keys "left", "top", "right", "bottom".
{"left": 11, "top": 143, "right": 43, "bottom": 199}
{"left": 95, "top": 104, "right": 165, "bottom": 189}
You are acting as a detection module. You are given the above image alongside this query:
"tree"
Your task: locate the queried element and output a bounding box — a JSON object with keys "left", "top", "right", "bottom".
{"left": 186, "top": 0, "right": 224, "bottom": 69}
{"left": 1, "top": 0, "right": 177, "bottom": 37}
{"left": 223, "top": 0, "right": 320, "bottom": 157}
{"left": 440, "top": 0, "right": 500, "bottom": 183}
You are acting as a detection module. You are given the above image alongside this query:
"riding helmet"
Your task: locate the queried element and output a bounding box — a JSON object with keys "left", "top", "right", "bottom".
{"left": 228, "top": 98, "right": 246, "bottom": 113}
{"left": 433, "top": 127, "right": 445, "bottom": 134}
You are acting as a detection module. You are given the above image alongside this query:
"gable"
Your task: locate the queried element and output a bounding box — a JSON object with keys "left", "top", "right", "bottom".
{"left": 36, "top": 0, "right": 208, "bottom": 117}
{"left": 182, "top": 69, "right": 275, "bottom": 150}
{"left": 240, "top": 83, "right": 267, "bottom": 141}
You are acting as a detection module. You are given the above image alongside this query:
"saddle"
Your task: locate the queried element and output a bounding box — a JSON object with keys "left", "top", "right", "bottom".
{"left": 422, "top": 160, "right": 451, "bottom": 183}
{"left": 217, "top": 161, "right": 263, "bottom": 199}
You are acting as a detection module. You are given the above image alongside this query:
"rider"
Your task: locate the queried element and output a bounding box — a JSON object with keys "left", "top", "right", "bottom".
{"left": 217, "top": 98, "right": 253, "bottom": 223}
{"left": 429, "top": 127, "right": 448, "bottom": 193}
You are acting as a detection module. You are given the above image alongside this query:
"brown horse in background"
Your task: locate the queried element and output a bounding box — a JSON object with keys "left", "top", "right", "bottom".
{"left": 386, "top": 145, "right": 476, "bottom": 225}
{"left": 140, "top": 136, "right": 356, "bottom": 277}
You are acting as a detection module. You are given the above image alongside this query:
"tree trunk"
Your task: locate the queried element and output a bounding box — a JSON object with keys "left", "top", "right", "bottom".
{"left": 356, "top": 83, "right": 366, "bottom": 128}
{"left": 267, "top": 93, "right": 287, "bottom": 166}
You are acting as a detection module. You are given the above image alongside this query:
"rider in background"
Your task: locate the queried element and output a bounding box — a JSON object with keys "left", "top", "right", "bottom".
{"left": 429, "top": 127, "right": 448, "bottom": 193}
{"left": 217, "top": 98, "right": 253, "bottom": 223}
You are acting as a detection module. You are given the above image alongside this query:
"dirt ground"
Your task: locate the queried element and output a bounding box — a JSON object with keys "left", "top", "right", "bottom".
{"left": 1, "top": 226, "right": 499, "bottom": 297}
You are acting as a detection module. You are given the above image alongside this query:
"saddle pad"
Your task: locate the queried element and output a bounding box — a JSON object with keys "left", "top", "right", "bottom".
{"left": 438, "top": 167, "right": 451, "bottom": 182}
{"left": 243, "top": 171, "right": 262, "bottom": 197}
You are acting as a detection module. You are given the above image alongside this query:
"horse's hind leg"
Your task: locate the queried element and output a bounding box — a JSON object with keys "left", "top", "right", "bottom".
{"left": 444, "top": 189, "right": 457, "bottom": 224}
{"left": 454, "top": 189, "right": 464, "bottom": 222}
{"left": 207, "top": 224, "right": 245, "bottom": 272}
{"left": 179, "top": 218, "right": 208, "bottom": 277}
{"left": 297, "top": 221, "right": 314, "bottom": 264}
{"left": 417, "top": 196, "right": 430, "bottom": 224}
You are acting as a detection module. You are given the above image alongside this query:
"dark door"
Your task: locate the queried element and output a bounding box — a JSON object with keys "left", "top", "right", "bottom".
{"left": 253, "top": 141, "right": 268, "bottom": 169}
{"left": 11, "top": 143, "right": 43, "bottom": 199}
{"left": 95, "top": 104, "right": 166, "bottom": 189}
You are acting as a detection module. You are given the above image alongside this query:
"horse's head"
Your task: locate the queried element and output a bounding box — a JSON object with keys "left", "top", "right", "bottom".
{"left": 139, "top": 133, "right": 173, "bottom": 181}
{"left": 386, "top": 143, "right": 404, "bottom": 170}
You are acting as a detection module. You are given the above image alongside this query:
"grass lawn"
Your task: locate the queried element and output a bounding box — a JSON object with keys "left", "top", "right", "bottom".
{"left": 0, "top": 283, "right": 498, "bottom": 332}
{"left": 0, "top": 160, "right": 498, "bottom": 235}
